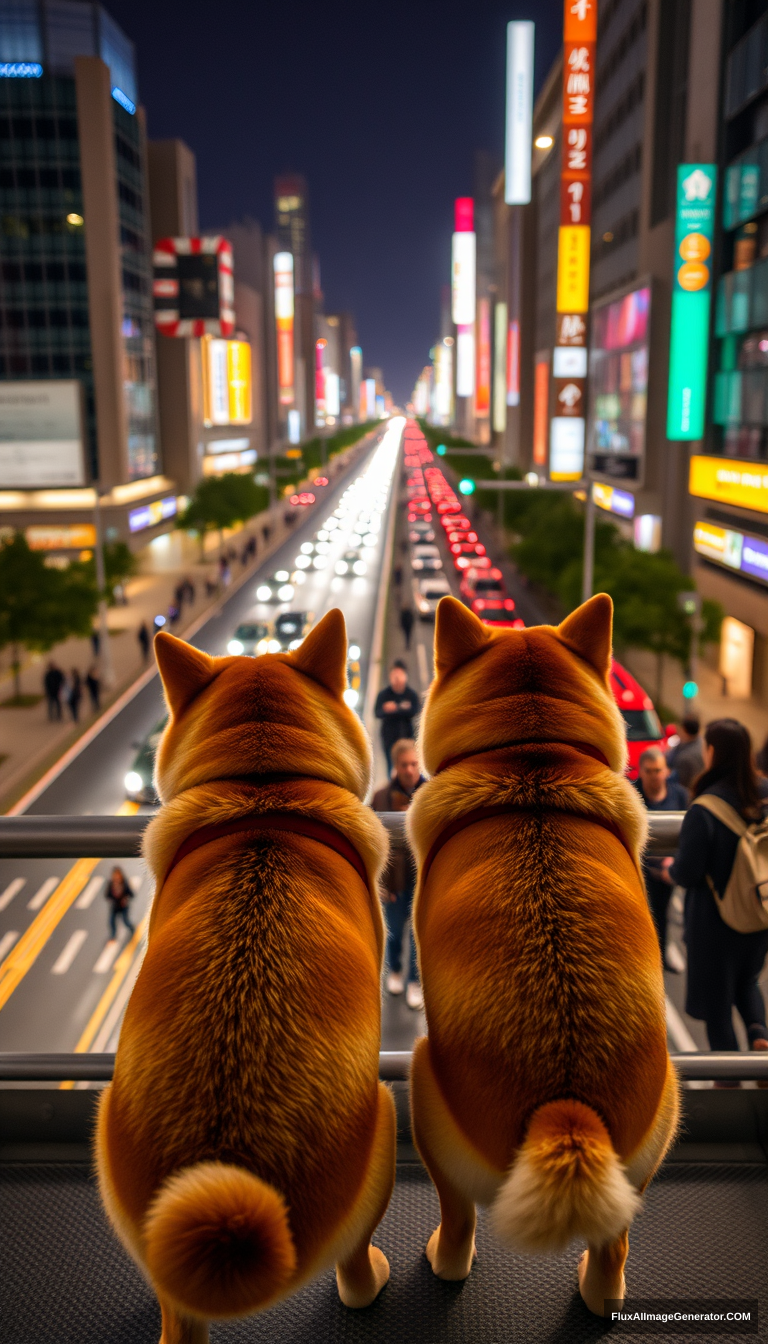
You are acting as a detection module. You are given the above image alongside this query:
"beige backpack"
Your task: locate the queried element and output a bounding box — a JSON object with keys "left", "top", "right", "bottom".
{"left": 692, "top": 794, "right": 768, "bottom": 933}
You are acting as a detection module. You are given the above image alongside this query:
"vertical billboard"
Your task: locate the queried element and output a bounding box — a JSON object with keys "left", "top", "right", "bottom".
{"left": 476, "top": 298, "right": 491, "bottom": 418}
{"left": 0, "top": 381, "right": 85, "bottom": 487}
{"left": 451, "top": 197, "right": 475, "bottom": 326}
{"left": 202, "top": 338, "right": 253, "bottom": 427}
{"left": 434, "top": 338, "right": 453, "bottom": 425}
{"left": 587, "top": 283, "right": 651, "bottom": 482}
{"left": 550, "top": 0, "right": 596, "bottom": 478}
{"left": 507, "top": 318, "right": 520, "bottom": 407}
{"left": 273, "top": 251, "right": 295, "bottom": 407}
{"left": 532, "top": 353, "right": 550, "bottom": 467}
{"left": 505, "top": 21, "right": 534, "bottom": 206}
{"left": 350, "top": 345, "right": 362, "bottom": 421}
{"left": 667, "top": 164, "right": 717, "bottom": 440}
{"left": 493, "top": 302, "right": 508, "bottom": 432}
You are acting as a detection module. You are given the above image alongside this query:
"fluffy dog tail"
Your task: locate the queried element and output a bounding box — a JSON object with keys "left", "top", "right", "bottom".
{"left": 491, "top": 1099, "right": 641, "bottom": 1254}
{"left": 144, "top": 1161, "right": 297, "bottom": 1319}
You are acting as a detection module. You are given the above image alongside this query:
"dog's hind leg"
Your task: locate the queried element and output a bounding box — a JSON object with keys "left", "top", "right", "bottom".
{"left": 578, "top": 1230, "right": 629, "bottom": 1316}
{"left": 410, "top": 1036, "right": 500, "bottom": 1281}
{"left": 335, "top": 1083, "right": 396, "bottom": 1308}
{"left": 158, "top": 1298, "right": 208, "bottom": 1344}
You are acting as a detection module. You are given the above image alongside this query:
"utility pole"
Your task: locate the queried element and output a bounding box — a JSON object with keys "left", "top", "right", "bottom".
{"left": 92, "top": 485, "right": 114, "bottom": 688}
{"left": 581, "top": 484, "right": 595, "bottom": 603}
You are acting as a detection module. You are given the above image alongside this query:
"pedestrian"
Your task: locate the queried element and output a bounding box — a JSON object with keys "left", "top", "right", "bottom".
{"left": 105, "top": 865, "right": 135, "bottom": 941}
{"left": 85, "top": 662, "right": 101, "bottom": 713}
{"left": 374, "top": 659, "right": 421, "bottom": 774}
{"left": 91, "top": 630, "right": 100, "bottom": 658}
{"left": 372, "top": 739, "right": 425, "bottom": 1010}
{"left": 632, "top": 747, "right": 689, "bottom": 969}
{"left": 184, "top": 577, "right": 195, "bottom": 605}
{"left": 137, "top": 622, "right": 150, "bottom": 663}
{"left": 67, "top": 668, "right": 82, "bottom": 723}
{"left": 174, "top": 581, "right": 185, "bottom": 609}
{"left": 400, "top": 606, "right": 414, "bottom": 650}
{"left": 262, "top": 525, "right": 271, "bottom": 545}
{"left": 393, "top": 564, "right": 403, "bottom": 588}
{"left": 168, "top": 603, "right": 180, "bottom": 628}
{"left": 43, "top": 660, "right": 63, "bottom": 721}
{"left": 663, "top": 719, "right": 768, "bottom": 1064}
{"left": 667, "top": 715, "right": 705, "bottom": 789}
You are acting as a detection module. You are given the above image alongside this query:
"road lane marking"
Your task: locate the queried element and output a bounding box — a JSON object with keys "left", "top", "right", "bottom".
{"left": 93, "top": 940, "right": 121, "bottom": 974}
{"left": 51, "top": 929, "right": 88, "bottom": 975}
{"left": 61, "top": 914, "right": 149, "bottom": 1088}
{"left": 28, "top": 876, "right": 59, "bottom": 910}
{"left": 91, "top": 941, "right": 146, "bottom": 1053}
{"left": 417, "top": 641, "right": 429, "bottom": 689}
{"left": 0, "top": 931, "right": 19, "bottom": 960}
{"left": 75, "top": 875, "right": 105, "bottom": 910}
{"left": 0, "top": 877, "right": 25, "bottom": 911}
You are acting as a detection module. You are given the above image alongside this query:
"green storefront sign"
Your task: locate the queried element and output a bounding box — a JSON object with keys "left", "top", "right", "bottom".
{"left": 667, "top": 163, "right": 717, "bottom": 441}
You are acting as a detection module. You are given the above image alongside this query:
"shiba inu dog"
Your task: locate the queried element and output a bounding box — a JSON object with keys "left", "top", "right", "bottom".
{"left": 95, "top": 611, "right": 395, "bottom": 1343}
{"left": 407, "top": 595, "right": 678, "bottom": 1315}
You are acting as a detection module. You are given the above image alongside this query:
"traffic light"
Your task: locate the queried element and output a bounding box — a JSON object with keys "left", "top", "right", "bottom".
{"left": 437, "top": 444, "right": 447, "bottom": 456}
{"left": 682, "top": 681, "right": 698, "bottom": 699}
{"left": 459, "top": 478, "right": 475, "bottom": 495}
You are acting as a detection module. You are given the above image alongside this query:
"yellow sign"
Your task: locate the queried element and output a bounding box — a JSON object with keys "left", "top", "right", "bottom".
{"left": 227, "top": 340, "right": 252, "bottom": 425}
{"left": 26, "top": 524, "right": 96, "bottom": 550}
{"left": 202, "top": 336, "right": 252, "bottom": 427}
{"left": 556, "top": 225, "right": 591, "bottom": 313}
{"left": 693, "top": 520, "right": 727, "bottom": 561}
{"left": 690, "top": 455, "right": 768, "bottom": 513}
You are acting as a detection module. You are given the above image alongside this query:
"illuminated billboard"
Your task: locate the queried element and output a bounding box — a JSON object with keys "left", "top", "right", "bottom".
{"left": 0, "top": 380, "right": 85, "bottom": 487}
{"left": 667, "top": 165, "right": 717, "bottom": 440}
{"left": 592, "top": 482, "right": 635, "bottom": 518}
{"left": 273, "top": 251, "right": 295, "bottom": 406}
{"left": 493, "top": 303, "right": 508, "bottom": 432}
{"left": 456, "top": 326, "right": 475, "bottom": 398}
{"left": 532, "top": 353, "right": 550, "bottom": 466}
{"left": 587, "top": 283, "right": 651, "bottom": 483}
{"left": 695, "top": 519, "right": 768, "bottom": 586}
{"left": 507, "top": 318, "right": 520, "bottom": 408}
{"left": 26, "top": 523, "right": 96, "bottom": 550}
{"left": 505, "top": 21, "right": 534, "bottom": 205}
{"left": 689, "top": 454, "right": 768, "bottom": 513}
{"left": 128, "top": 496, "right": 177, "bottom": 533}
{"left": 434, "top": 339, "right": 453, "bottom": 425}
{"left": 452, "top": 197, "right": 475, "bottom": 326}
{"left": 476, "top": 298, "right": 491, "bottom": 417}
{"left": 153, "top": 236, "right": 234, "bottom": 338}
{"left": 202, "top": 338, "right": 252, "bottom": 427}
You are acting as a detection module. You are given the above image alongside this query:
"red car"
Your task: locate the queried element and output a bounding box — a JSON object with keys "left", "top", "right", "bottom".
{"left": 447, "top": 529, "right": 478, "bottom": 544}
{"left": 450, "top": 541, "right": 486, "bottom": 558}
{"left": 460, "top": 566, "right": 505, "bottom": 602}
{"left": 610, "top": 659, "right": 669, "bottom": 780}
{"left": 472, "top": 597, "right": 525, "bottom": 628}
{"left": 441, "top": 514, "right": 471, "bottom": 531}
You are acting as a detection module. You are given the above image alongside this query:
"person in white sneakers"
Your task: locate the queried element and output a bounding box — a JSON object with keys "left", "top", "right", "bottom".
{"left": 372, "top": 738, "right": 425, "bottom": 1010}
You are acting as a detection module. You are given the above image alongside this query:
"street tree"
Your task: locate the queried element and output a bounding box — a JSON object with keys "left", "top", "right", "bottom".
{"left": 80, "top": 540, "right": 138, "bottom": 605}
{"left": 179, "top": 474, "right": 268, "bottom": 556}
{"left": 0, "top": 532, "right": 98, "bottom": 701}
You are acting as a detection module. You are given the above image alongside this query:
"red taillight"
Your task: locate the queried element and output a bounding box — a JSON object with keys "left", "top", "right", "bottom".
{"left": 474, "top": 599, "right": 486, "bottom": 611}
{"left": 512, "top": 618, "right": 525, "bottom": 629}
{"left": 503, "top": 599, "right": 515, "bottom": 610}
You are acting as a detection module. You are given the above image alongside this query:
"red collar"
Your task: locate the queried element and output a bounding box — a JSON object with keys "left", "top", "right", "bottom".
{"left": 436, "top": 739, "right": 611, "bottom": 775}
{"left": 421, "top": 803, "right": 632, "bottom": 890}
{"left": 164, "top": 811, "right": 369, "bottom": 890}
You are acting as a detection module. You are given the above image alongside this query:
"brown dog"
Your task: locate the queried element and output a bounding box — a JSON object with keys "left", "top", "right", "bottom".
{"left": 95, "top": 610, "right": 395, "bottom": 1343}
{"left": 407, "top": 595, "right": 678, "bottom": 1315}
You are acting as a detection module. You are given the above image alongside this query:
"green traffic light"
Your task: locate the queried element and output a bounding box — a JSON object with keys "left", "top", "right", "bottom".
{"left": 458, "top": 478, "right": 475, "bottom": 495}
{"left": 682, "top": 681, "right": 698, "bottom": 699}
{"left": 437, "top": 444, "right": 446, "bottom": 456}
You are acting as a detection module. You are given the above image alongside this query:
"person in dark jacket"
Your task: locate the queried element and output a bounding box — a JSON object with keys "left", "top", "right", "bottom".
{"left": 105, "top": 866, "right": 135, "bottom": 941}
{"left": 663, "top": 718, "right": 768, "bottom": 1058}
{"left": 632, "top": 747, "right": 688, "bottom": 969}
{"left": 374, "top": 660, "right": 420, "bottom": 774}
{"left": 400, "top": 606, "right": 414, "bottom": 650}
{"left": 43, "top": 661, "right": 64, "bottom": 721}
{"left": 371, "top": 738, "right": 425, "bottom": 1010}
{"left": 67, "top": 668, "right": 82, "bottom": 723}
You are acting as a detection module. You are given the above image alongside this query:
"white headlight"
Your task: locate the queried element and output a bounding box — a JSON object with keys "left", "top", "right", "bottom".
{"left": 317, "top": 530, "right": 329, "bottom": 541}
{"left": 278, "top": 584, "right": 294, "bottom": 601}
{"left": 275, "top": 570, "right": 290, "bottom": 581}
{"left": 312, "top": 555, "right": 328, "bottom": 569}
{"left": 363, "top": 533, "right": 377, "bottom": 546}
{"left": 256, "top": 639, "right": 269, "bottom": 654}
{"left": 314, "top": 541, "right": 330, "bottom": 553}
{"left": 227, "top": 639, "right": 244, "bottom": 655}
{"left": 348, "top": 643, "right": 361, "bottom": 659}
{"left": 300, "top": 541, "right": 314, "bottom": 554}
{"left": 343, "top": 688, "right": 359, "bottom": 709}
{"left": 288, "top": 638, "right": 303, "bottom": 650}
{"left": 267, "top": 639, "right": 281, "bottom": 653}
{"left": 295, "top": 555, "right": 311, "bottom": 569}
{"left": 124, "top": 771, "right": 143, "bottom": 794}
{"left": 256, "top": 585, "right": 272, "bottom": 601}
{"left": 292, "top": 569, "right": 306, "bottom": 584}
{"left": 353, "top": 560, "right": 367, "bottom": 575}
{"left": 335, "top": 560, "right": 349, "bottom": 575}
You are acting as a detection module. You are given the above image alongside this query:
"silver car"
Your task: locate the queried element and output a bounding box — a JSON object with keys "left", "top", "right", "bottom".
{"left": 411, "top": 543, "right": 443, "bottom": 572}
{"left": 413, "top": 574, "right": 451, "bottom": 619}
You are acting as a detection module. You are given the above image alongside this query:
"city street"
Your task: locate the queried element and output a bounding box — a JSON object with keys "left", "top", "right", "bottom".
{"left": 0, "top": 427, "right": 400, "bottom": 1055}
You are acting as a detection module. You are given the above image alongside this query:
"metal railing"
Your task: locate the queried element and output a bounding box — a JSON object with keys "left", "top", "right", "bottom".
{"left": 3, "top": 809, "right": 767, "bottom": 1083}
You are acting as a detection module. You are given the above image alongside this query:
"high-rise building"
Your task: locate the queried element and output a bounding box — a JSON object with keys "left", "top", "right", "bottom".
{"left": 0, "top": 1, "right": 172, "bottom": 555}
{"left": 274, "top": 173, "right": 314, "bottom": 435}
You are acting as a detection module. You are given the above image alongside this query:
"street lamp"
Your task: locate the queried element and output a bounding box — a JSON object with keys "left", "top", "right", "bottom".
{"left": 92, "top": 484, "right": 114, "bottom": 688}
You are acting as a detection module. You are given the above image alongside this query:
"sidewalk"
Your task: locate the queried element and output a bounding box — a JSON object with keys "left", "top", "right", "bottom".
{"left": 0, "top": 437, "right": 371, "bottom": 813}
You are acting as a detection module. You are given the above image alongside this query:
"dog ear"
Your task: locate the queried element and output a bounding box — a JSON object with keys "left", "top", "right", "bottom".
{"left": 557, "top": 593, "right": 613, "bottom": 678}
{"left": 154, "top": 631, "right": 219, "bottom": 718}
{"left": 434, "top": 595, "right": 492, "bottom": 677}
{"left": 290, "top": 607, "right": 348, "bottom": 697}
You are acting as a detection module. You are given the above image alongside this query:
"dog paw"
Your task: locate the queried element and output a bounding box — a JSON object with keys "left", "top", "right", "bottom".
{"left": 425, "top": 1226, "right": 476, "bottom": 1280}
{"left": 578, "top": 1249, "right": 626, "bottom": 1316}
{"left": 336, "top": 1245, "right": 390, "bottom": 1308}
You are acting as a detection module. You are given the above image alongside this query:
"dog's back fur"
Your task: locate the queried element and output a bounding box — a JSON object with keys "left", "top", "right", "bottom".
{"left": 408, "top": 596, "right": 678, "bottom": 1291}
{"left": 96, "top": 611, "right": 394, "bottom": 1332}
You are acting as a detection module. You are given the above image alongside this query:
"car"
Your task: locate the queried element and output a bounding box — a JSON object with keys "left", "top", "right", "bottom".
{"left": 408, "top": 526, "right": 435, "bottom": 544}
{"left": 441, "top": 514, "right": 471, "bottom": 531}
{"left": 345, "top": 640, "right": 363, "bottom": 710}
{"left": 450, "top": 541, "right": 486, "bottom": 558}
{"left": 472, "top": 598, "right": 524, "bottom": 628}
{"left": 255, "top": 570, "right": 295, "bottom": 603}
{"left": 124, "top": 717, "right": 167, "bottom": 804}
{"left": 413, "top": 574, "right": 451, "bottom": 618}
{"left": 447, "top": 529, "right": 478, "bottom": 544}
{"left": 226, "top": 620, "right": 273, "bottom": 656}
{"left": 455, "top": 552, "right": 492, "bottom": 573}
{"left": 335, "top": 549, "right": 368, "bottom": 576}
{"left": 411, "top": 543, "right": 443, "bottom": 572}
{"left": 610, "top": 659, "right": 670, "bottom": 780}
{"left": 409, "top": 498, "right": 431, "bottom": 513}
{"left": 460, "top": 566, "right": 506, "bottom": 602}
{"left": 274, "top": 610, "right": 314, "bottom": 650}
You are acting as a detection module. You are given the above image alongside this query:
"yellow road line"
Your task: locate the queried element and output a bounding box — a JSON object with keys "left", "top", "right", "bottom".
{"left": 60, "top": 913, "right": 148, "bottom": 1089}
{"left": 0, "top": 799, "right": 140, "bottom": 1012}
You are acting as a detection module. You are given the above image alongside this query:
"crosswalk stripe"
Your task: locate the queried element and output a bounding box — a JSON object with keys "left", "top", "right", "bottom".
{"left": 93, "top": 940, "right": 121, "bottom": 974}
{"left": 51, "top": 929, "right": 88, "bottom": 975}
{"left": 28, "top": 876, "right": 59, "bottom": 910}
{"left": 0, "top": 931, "right": 19, "bottom": 961}
{"left": 62, "top": 915, "right": 148, "bottom": 1087}
{"left": 0, "top": 877, "right": 25, "bottom": 911}
{"left": 75, "top": 876, "right": 104, "bottom": 910}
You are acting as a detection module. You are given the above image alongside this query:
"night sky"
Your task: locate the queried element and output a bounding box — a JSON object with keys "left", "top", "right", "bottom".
{"left": 106, "top": 0, "right": 561, "bottom": 403}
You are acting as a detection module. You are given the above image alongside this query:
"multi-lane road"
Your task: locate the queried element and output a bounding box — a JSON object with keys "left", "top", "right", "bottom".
{"left": 0, "top": 422, "right": 402, "bottom": 1055}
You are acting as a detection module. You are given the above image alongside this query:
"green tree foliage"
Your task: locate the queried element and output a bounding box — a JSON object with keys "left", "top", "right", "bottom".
{"left": 275, "top": 421, "right": 377, "bottom": 493}
{"left": 79, "top": 541, "right": 137, "bottom": 605}
{"left": 179, "top": 473, "right": 269, "bottom": 551}
{"left": 0, "top": 532, "right": 98, "bottom": 698}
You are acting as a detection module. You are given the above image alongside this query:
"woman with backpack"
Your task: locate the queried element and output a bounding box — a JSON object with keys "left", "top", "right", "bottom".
{"left": 663, "top": 719, "right": 768, "bottom": 1056}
